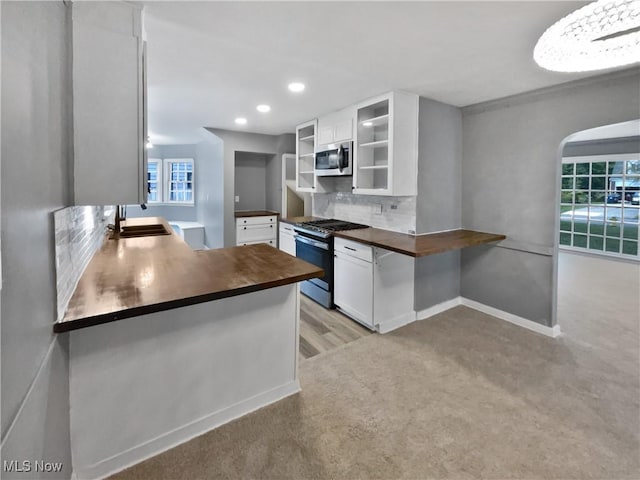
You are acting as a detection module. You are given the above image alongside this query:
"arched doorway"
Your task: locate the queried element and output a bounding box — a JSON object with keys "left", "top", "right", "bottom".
{"left": 555, "top": 119, "right": 639, "bottom": 344}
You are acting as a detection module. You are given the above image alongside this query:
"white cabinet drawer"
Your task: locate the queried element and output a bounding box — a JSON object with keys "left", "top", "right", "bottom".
{"left": 334, "top": 237, "right": 373, "bottom": 263}
{"left": 239, "top": 239, "right": 276, "bottom": 248}
{"left": 237, "top": 224, "right": 276, "bottom": 242}
{"left": 235, "top": 215, "right": 277, "bottom": 227}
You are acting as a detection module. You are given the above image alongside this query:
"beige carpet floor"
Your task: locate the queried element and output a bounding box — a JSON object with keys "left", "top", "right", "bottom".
{"left": 111, "top": 252, "right": 639, "bottom": 479}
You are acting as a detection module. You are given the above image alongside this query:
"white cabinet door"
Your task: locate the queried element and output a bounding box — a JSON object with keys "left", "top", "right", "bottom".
{"left": 279, "top": 225, "right": 296, "bottom": 255}
{"left": 72, "top": 2, "right": 145, "bottom": 205}
{"left": 334, "top": 251, "right": 374, "bottom": 328}
{"left": 333, "top": 118, "right": 353, "bottom": 143}
{"left": 317, "top": 125, "right": 335, "bottom": 146}
{"left": 317, "top": 108, "right": 354, "bottom": 146}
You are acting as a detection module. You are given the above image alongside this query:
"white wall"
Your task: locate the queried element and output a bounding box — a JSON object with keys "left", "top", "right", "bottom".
{"left": 1, "top": 2, "right": 72, "bottom": 477}
{"left": 460, "top": 68, "right": 640, "bottom": 326}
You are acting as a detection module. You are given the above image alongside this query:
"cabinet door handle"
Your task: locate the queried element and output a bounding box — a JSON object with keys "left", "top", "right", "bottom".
{"left": 243, "top": 227, "right": 247, "bottom": 230}
{"left": 270, "top": 225, "right": 273, "bottom": 228}
{"left": 344, "top": 246, "right": 356, "bottom": 251}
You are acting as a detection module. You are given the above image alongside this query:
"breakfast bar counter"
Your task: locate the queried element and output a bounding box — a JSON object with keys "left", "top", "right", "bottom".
{"left": 55, "top": 217, "right": 322, "bottom": 332}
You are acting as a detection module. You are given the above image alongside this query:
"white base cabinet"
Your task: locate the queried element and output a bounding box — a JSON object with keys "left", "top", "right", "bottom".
{"left": 236, "top": 215, "right": 277, "bottom": 247}
{"left": 334, "top": 237, "right": 415, "bottom": 333}
{"left": 279, "top": 224, "right": 296, "bottom": 256}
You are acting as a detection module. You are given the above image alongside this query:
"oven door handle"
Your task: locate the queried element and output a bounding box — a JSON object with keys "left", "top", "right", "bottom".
{"left": 294, "top": 234, "right": 329, "bottom": 251}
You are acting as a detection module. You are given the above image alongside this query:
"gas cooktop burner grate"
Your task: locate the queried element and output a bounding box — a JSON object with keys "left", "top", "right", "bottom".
{"left": 294, "top": 219, "right": 369, "bottom": 236}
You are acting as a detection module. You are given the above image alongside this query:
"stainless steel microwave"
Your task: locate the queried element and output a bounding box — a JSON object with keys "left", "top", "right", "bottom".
{"left": 315, "top": 141, "right": 352, "bottom": 176}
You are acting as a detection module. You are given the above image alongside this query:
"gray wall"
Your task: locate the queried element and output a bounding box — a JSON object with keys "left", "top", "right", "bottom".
{"left": 460, "top": 69, "right": 640, "bottom": 327}
{"left": 196, "top": 132, "right": 224, "bottom": 248}
{"left": 1, "top": 2, "right": 72, "bottom": 477}
{"left": 204, "top": 129, "right": 295, "bottom": 247}
{"left": 234, "top": 152, "right": 268, "bottom": 211}
{"left": 266, "top": 134, "right": 296, "bottom": 212}
{"left": 414, "top": 97, "right": 463, "bottom": 311}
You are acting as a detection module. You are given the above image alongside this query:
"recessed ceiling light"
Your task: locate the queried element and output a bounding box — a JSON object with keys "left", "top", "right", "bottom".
{"left": 288, "top": 82, "right": 305, "bottom": 93}
{"left": 362, "top": 121, "right": 373, "bottom": 127}
{"left": 235, "top": 117, "right": 247, "bottom": 125}
{"left": 256, "top": 104, "right": 271, "bottom": 113}
{"left": 534, "top": 0, "right": 640, "bottom": 72}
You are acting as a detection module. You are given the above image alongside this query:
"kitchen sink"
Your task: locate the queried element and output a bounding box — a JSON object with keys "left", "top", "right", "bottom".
{"left": 117, "top": 224, "right": 171, "bottom": 238}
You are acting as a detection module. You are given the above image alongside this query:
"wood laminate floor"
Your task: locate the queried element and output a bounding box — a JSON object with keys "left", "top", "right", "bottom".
{"left": 299, "top": 294, "right": 372, "bottom": 360}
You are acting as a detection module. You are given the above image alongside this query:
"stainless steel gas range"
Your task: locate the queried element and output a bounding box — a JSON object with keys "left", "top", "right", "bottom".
{"left": 293, "top": 219, "right": 368, "bottom": 308}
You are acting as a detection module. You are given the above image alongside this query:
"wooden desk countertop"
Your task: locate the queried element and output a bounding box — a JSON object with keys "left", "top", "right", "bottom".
{"left": 55, "top": 217, "right": 323, "bottom": 333}
{"left": 334, "top": 228, "right": 506, "bottom": 257}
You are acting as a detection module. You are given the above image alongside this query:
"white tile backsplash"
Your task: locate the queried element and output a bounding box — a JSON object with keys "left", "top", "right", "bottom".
{"left": 54, "top": 205, "right": 113, "bottom": 321}
{"left": 313, "top": 193, "right": 416, "bottom": 234}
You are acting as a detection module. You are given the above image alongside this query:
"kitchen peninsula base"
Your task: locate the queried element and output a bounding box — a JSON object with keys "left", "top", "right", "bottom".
{"left": 69, "top": 284, "right": 300, "bottom": 480}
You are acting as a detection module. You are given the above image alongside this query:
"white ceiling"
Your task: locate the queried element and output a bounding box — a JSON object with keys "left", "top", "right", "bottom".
{"left": 144, "top": 1, "right": 635, "bottom": 144}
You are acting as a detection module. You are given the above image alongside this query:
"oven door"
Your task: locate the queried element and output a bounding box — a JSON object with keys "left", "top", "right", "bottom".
{"left": 295, "top": 234, "right": 332, "bottom": 291}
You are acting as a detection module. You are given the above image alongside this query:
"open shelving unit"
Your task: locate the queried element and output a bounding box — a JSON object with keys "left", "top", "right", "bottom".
{"left": 355, "top": 97, "right": 390, "bottom": 192}
{"left": 296, "top": 120, "right": 316, "bottom": 192}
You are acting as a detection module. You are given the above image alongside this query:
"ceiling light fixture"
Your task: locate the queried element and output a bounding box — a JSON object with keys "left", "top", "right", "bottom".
{"left": 534, "top": 0, "right": 640, "bottom": 72}
{"left": 288, "top": 82, "right": 305, "bottom": 93}
{"left": 256, "top": 104, "right": 271, "bottom": 113}
{"left": 235, "top": 117, "right": 247, "bottom": 125}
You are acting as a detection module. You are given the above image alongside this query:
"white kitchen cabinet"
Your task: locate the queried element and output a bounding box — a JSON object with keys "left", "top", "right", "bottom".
{"left": 72, "top": 2, "right": 147, "bottom": 206}
{"left": 317, "top": 107, "right": 355, "bottom": 146}
{"left": 296, "top": 120, "right": 317, "bottom": 193}
{"left": 279, "top": 223, "right": 296, "bottom": 256}
{"left": 334, "top": 237, "right": 415, "bottom": 333}
{"left": 353, "top": 91, "right": 418, "bottom": 196}
{"left": 236, "top": 216, "right": 277, "bottom": 247}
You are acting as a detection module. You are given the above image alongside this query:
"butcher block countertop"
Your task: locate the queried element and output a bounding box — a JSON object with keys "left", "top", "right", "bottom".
{"left": 55, "top": 217, "right": 323, "bottom": 333}
{"left": 234, "top": 210, "right": 280, "bottom": 218}
{"left": 334, "top": 228, "right": 506, "bottom": 257}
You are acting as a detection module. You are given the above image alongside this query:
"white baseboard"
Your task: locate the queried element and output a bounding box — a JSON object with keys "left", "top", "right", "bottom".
{"left": 415, "top": 297, "right": 463, "bottom": 321}
{"left": 376, "top": 311, "right": 417, "bottom": 334}
{"left": 460, "top": 298, "right": 561, "bottom": 338}
{"left": 414, "top": 296, "right": 561, "bottom": 338}
{"left": 80, "top": 381, "right": 300, "bottom": 480}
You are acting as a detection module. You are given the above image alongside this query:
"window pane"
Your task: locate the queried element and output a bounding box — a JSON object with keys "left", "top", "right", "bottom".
{"left": 576, "top": 178, "right": 589, "bottom": 190}
{"left": 592, "top": 162, "right": 606, "bottom": 174}
{"left": 623, "top": 224, "right": 638, "bottom": 240}
{"left": 561, "top": 191, "right": 573, "bottom": 203}
{"left": 591, "top": 177, "right": 606, "bottom": 190}
{"left": 626, "top": 160, "right": 640, "bottom": 174}
{"left": 589, "top": 223, "right": 604, "bottom": 235}
{"left": 575, "top": 192, "right": 589, "bottom": 204}
{"left": 574, "top": 219, "right": 588, "bottom": 233}
{"left": 562, "top": 163, "right": 574, "bottom": 175}
{"left": 623, "top": 241, "right": 638, "bottom": 256}
{"left": 608, "top": 161, "right": 625, "bottom": 174}
{"left": 590, "top": 192, "right": 605, "bottom": 204}
{"left": 588, "top": 236, "right": 603, "bottom": 251}
{"left": 562, "top": 178, "right": 574, "bottom": 189}
{"left": 576, "top": 163, "right": 589, "bottom": 175}
{"left": 605, "top": 222, "right": 622, "bottom": 237}
{"left": 573, "top": 234, "right": 587, "bottom": 248}
{"left": 560, "top": 232, "right": 571, "bottom": 245}
{"left": 605, "top": 238, "right": 620, "bottom": 253}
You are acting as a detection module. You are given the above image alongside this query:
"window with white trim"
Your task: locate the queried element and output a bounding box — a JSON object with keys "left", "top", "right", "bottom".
{"left": 559, "top": 154, "right": 639, "bottom": 259}
{"left": 146, "top": 158, "right": 194, "bottom": 205}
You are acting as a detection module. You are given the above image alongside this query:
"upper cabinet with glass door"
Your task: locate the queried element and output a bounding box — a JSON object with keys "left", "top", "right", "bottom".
{"left": 353, "top": 92, "right": 418, "bottom": 196}
{"left": 296, "top": 120, "right": 317, "bottom": 192}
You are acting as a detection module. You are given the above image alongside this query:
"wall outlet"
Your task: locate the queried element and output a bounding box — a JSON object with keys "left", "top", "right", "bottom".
{"left": 235, "top": 196, "right": 239, "bottom": 203}
{"left": 390, "top": 204, "right": 398, "bottom": 210}
{"left": 373, "top": 203, "right": 383, "bottom": 215}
